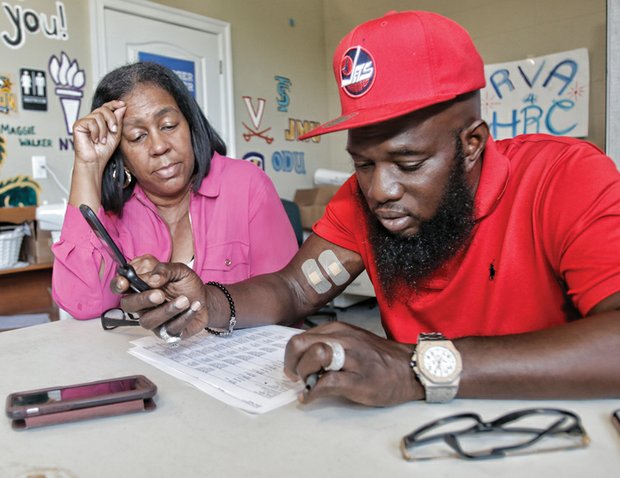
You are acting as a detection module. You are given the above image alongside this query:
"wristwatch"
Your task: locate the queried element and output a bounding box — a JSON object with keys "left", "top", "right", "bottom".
{"left": 411, "top": 332, "right": 462, "bottom": 403}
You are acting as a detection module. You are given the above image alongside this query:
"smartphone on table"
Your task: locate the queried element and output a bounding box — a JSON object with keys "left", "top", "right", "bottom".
{"left": 79, "top": 203, "right": 150, "bottom": 293}
{"left": 5, "top": 375, "right": 157, "bottom": 430}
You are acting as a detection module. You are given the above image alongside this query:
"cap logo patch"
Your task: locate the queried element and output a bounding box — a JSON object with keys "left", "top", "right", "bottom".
{"left": 340, "top": 46, "right": 375, "bottom": 97}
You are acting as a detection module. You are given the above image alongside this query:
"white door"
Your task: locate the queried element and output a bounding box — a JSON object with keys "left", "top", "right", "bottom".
{"left": 90, "top": 0, "right": 236, "bottom": 155}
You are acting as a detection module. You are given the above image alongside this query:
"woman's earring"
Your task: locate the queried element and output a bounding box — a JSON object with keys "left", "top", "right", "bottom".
{"left": 122, "top": 167, "right": 132, "bottom": 188}
{"left": 112, "top": 165, "right": 132, "bottom": 188}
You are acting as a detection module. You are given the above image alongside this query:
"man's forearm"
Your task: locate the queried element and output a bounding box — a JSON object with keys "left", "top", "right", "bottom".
{"left": 206, "top": 273, "right": 325, "bottom": 330}
{"left": 455, "top": 312, "right": 620, "bottom": 399}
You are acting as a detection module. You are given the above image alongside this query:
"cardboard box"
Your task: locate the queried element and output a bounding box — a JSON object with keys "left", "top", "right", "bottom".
{"left": 0, "top": 206, "right": 53, "bottom": 264}
{"left": 23, "top": 222, "right": 54, "bottom": 264}
{"left": 293, "top": 185, "right": 340, "bottom": 229}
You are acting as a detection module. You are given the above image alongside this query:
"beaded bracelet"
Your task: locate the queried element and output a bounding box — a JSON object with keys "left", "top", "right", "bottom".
{"left": 205, "top": 281, "right": 237, "bottom": 336}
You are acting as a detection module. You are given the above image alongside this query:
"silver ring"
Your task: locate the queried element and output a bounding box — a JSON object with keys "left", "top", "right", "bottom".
{"left": 324, "top": 341, "right": 345, "bottom": 371}
{"left": 159, "top": 324, "right": 181, "bottom": 346}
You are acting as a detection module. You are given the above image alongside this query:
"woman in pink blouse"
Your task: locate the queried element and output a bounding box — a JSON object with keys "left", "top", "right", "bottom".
{"left": 52, "top": 62, "right": 297, "bottom": 319}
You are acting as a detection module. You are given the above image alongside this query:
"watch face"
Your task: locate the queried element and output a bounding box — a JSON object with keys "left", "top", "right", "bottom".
{"left": 422, "top": 345, "right": 457, "bottom": 378}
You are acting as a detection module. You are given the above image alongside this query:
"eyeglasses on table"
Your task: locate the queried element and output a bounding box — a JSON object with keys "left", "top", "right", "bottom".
{"left": 101, "top": 307, "right": 140, "bottom": 330}
{"left": 400, "top": 407, "right": 590, "bottom": 461}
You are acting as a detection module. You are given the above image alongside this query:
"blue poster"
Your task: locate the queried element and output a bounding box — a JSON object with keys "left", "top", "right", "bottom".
{"left": 138, "top": 52, "right": 196, "bottom": 98}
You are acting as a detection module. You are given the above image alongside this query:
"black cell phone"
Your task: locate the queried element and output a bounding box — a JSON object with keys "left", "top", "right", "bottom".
{"left": 613, "top": 409, "right": 620, "bottom": 435}
{"left": 79, "top": 204, "right": 150, "bottom": 293}
{"left": 6, "top": 375, "right": 157, "bottom": 429}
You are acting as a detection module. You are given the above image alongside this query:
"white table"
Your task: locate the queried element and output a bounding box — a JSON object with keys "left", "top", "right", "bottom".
{"left": 1, "top": 319, "right": 619, "bottom": 478}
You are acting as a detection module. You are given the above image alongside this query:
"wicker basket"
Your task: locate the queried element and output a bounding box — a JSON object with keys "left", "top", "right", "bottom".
{"left": 0, "top": 224, "right": 27, "bottom": 269}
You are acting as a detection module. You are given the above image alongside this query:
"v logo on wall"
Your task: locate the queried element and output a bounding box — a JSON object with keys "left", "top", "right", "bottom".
{"left": 241, "top": 96, "right": 273, "bottom": 144}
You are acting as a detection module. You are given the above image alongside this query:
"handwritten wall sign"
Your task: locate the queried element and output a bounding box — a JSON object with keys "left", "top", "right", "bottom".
{"left": 0, "top": 122, "right": 50, "bottom": 147}
{"left": 481, "top": 48, "right": 589, "bottom": 139}
{"left": 271, "top": 150, "right": 306, "bottom": 175}
{"left": 0, "top": 123, "right": 35, "bottom": 135}
{"left": 275, "top": 75, "right": 292, "bottom": 112}
{"left": 284, "top": 118, "right": 320, "bottom": 143}
{"left": 18, "top": 136, "right": 51, "bottom": 147}
{"left": 1, "top": 1, "right": 68, "bottom": 49}
{"left": 58, "top": 137, "right": 73, "bottom": 151}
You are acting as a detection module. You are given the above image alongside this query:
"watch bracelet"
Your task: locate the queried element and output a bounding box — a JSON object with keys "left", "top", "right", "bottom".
{"left": 418, "top": 332, "right": 448, "bottom": 341}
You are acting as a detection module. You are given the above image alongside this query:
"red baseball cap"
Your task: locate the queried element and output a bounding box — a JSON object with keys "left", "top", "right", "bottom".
{"left": 299, "top": 11, "right": 486, "bottom": 140}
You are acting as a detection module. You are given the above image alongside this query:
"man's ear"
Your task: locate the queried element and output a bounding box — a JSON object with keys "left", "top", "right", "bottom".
{"left": 460, "top": 119, "right": 489, "bottom": 172}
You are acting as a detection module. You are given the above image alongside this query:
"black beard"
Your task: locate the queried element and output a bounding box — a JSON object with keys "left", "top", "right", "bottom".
{"left": 362, "top": 147, "right": 476, "bottom": 302}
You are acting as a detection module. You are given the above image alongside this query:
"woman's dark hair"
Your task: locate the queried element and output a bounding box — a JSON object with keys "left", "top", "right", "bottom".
{"left": 94, "top": 61, "right": 227, "bottom": 214}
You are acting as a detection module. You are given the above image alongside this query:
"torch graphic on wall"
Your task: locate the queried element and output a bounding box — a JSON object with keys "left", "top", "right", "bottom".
{"left": 48, "top": 52, "right": 86, "bottom": 135}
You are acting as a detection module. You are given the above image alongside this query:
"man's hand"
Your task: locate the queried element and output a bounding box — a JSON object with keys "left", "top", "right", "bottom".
{"left": 110, "top": 255, "right": 208, "bottom": 338}
{"left": 284, "top": 322, "right": 423, "bottom": 406}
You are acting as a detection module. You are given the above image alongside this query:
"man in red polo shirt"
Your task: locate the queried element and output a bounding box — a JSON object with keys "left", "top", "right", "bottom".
{"left": 118, "top": 11, "right": 620, "bottom": 406}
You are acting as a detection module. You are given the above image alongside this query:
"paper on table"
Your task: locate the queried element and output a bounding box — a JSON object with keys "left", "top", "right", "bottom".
{"left": 129, "top": 325, "right": 305, "bottom": 414}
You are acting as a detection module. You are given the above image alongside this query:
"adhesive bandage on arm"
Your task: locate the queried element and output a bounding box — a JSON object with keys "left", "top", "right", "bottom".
{"left": 318, "top": 250, "right": 350, "bottom": 285}
{"left": 301, "top": 259, "right": 332, "bottom": 294}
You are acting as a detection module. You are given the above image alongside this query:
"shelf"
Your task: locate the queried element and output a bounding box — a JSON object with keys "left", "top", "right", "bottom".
{"left": 0, "top": 206, "right": 36, "bottom": 224}
{"left": 0, "top": 262, "right": 55, "bottom": 317}
{"left": 0, "top": 262, "right": 52, "bottom": 276}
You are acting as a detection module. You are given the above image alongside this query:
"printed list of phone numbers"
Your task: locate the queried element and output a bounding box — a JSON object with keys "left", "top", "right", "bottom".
{"left": 130, "top": 325, "right": 303, "bottom": 408}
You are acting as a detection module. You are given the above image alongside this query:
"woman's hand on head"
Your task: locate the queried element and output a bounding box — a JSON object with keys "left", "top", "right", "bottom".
{"left": 110, "top": 255, "right": 209, "bottom": 339}
{"left": 68, "top": 100, "right": 127, "bottom": 209}
{"left": 73, "top": 100, "right": 127, "bottom": 171}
